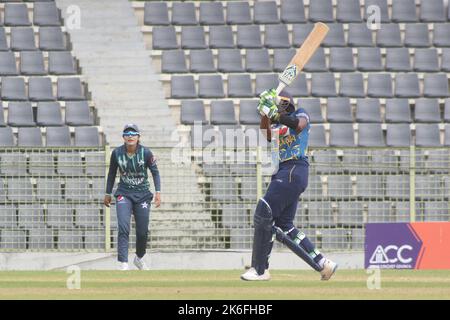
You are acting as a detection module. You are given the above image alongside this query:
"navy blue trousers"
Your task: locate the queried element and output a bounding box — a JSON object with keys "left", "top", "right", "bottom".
{"left": 115, "top": 192, "right": 153, "bottom": 263}
{"left": 263, "top": 159, "right": 308, "bottom": 232}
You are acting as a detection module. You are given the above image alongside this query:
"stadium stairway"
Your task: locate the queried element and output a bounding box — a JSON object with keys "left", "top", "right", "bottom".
{"left": 54, "top": 0, "right": 221, "bottom": 249}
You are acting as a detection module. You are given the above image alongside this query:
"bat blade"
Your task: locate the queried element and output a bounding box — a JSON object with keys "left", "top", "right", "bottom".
{"left": 276, "top": 22, "right": 329, "bottom": 95}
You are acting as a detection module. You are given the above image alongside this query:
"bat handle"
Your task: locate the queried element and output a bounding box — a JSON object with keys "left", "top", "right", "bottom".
{"left": 275, "top": 82, "right": 286, "bottom": 96}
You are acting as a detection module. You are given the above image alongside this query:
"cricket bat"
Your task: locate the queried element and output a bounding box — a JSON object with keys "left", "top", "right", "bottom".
{"left": 275, "top": 22, "right": 329, "bottom": 96}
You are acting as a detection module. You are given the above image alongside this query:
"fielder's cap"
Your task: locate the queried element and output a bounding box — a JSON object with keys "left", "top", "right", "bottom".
{"left": 123, "top": 123, "right": 140, "bottom": 134}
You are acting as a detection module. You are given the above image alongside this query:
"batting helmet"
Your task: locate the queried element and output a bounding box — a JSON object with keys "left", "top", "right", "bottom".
{"left": 277, "top": 90, "right": 295, "bottom": 113}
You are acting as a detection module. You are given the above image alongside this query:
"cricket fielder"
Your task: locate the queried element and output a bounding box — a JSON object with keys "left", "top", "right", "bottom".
{"left": 241, "top": 89, "right": 337, "bottom": 281}
{"left": 104, "top": 124, "right": 161, "bottom": 270}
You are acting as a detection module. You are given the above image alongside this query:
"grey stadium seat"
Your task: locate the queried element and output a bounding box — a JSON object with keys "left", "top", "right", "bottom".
{"left": 0, "top": 153, "right": 27, "bottom": 175}
{"left": 367, "top": 74, "right": 393, "bottom": 98}
{"left": 245, "top": 49, "right": 271, "bottom": 72}
{"left": 4, "top": 3, "right": 30, "bottom": 26}
{"left": 264, "top": 24, "right": 290, "bottom": 49}
{"left": 208, "top": 26, "right": 234, "bottom": 49}
{"left": 0, "top": 204, "right": 17, "bottom": 228}
{"left": 385, "top": 48, "right": 411, "bottom": 72}
{"left": 311, "top": 73, "right": 337, "bottom": 97}
{"left": 29, "top": 153, "right": 55, "bottom": 176}
{"left": 386, "top": 124, "right": 411, "bottom": 146}
{"left": 395, "top": 73, "right": 420, "bottom": 98}
{"left": 339, "top": 73, "right": 365, "bottom": 97}
{"left": 239, "top": 100, "right": 260, "bottom": 125}
{"left": 413, "top": 48, "right": 439, "bottom": 72}
{"left": 424, "top": 202, "right": 450, "bottom": 221}
{"left": 433, "top": 24, "right": 450, "bottom": 47}
{"left": 143, "top": 2, "right": 169, "bottom": 26}
{"left": 253, "top": 1, "right": 279, "bottom": 24}
{"left": 415, "top": 123, "right": 441, "bottom": 146}
{"left": 312, "top": 150, "right": 339, "bottom": 174}
{"left": 36, "top": 102, "right": 63, "bottom": 126}
{"left": 441, "top": 49, "right": 450, "bottom": 72}
{"left": 236, "top": 25, "right": 262, "bottom": 49}
{"left": 385, "top": 99, "right": 411, "bottom": 123}
{"left": 446, "top": 124, "right": 450, "bottom": 146}
{"left": 356, "top": 99, "right": 382, "bottom": 123}
{"left": 0, "top": 127, "right": 14, "bottom": 146}
{"left": 181, "top": 26, "right": 207, "bottom": 49}
{"left": 65, "top": 101, "right": 93, "bottom": 126}
{"left": 85, "top": 153, "right": 105, "bottom": 177}
{"left": 18, "top": 127, "right": 42, "bottom": 146}
{"left": 445, "top": 99, "right": 450, "bottom": 122}
{"left": 190, "top": 50, "right": 215, "bottom": 73}
{"left": 329, "top": 48, "right": 355, "bottom": 72}
{"left": 404, "top": 24, "right": 430, "bottom": 47}
{"left": 309, "top": 0, "right": 334, "bottom": 22}
{"left": 423, "top": 74, "right": 450, "bottom": 97}
{"left": 47, "top": 204, "right": 73, "bottom": 228}
{"left": 199, "top": 2, "right": 224, "bottom": 25}
{"left": 0, "top": 230, "right": 26, "bottom": 250}
{"left": 218, "top": 124, "right": 245, "bottom": 148}
{"left": 33, "top": 2, "right": 61, "bottom": 26}
{"left": 357, "top": 48, "right": 383, "bottom": 71}
{"left": 327, "top": 175, "right": 353, "bottom": 199}
{"left": 75, "top": 204, "right": 102, "bottom": 228}
{"left": 288, "top": 74, "right": 309, "bottom": 97}
{"left": 0, "top": 105, "right": 5, "bottom": 126}
{"left": 152, "top": 26, "right": 178, "bottom": 50}
{"left": 337, "top": 202, "right": 364, "bottom": 226}
{"left": 180, "top": 100, "right": 207, "bottom": 125}
{"left": 226, "top": 2, "right": 251, "bottom": 25}
{"left": 29, "top": 77, "right": 55, "bottom": 101}
{"left": 7, "top": 178, "right": 34, "bottom": 202}
{"left": 364, "top": 0, "right": 390, "bottom": 22}
{"left": 0, "top": 51, "right": 18, "bottom": 75}
{"left": 255, "top": 73, "right": 278, "bottom": 96}
{"left": 293, "top": 24, "right": 314, "bottom": 47}
{"left": 46, "top": 126, "right": 71, "bottom": 146}
{"left": 326, "top": 98, "right": 353, "bottom": 123}
{"left": 420, "top": 0, "right": 446, "bottom": 22}
{"left": 57, "top": 78, "right": 85, "bottom": 100}
{"left": 74, "top": 127, "right": 100, "bottom": 147}
{"left": 358, "top": 123, "right": 385, "bottom": 146}
{"left": 367, "top": 202, "right": 394, "bottom": 223}
{"left": 57, "top": 153, "right": 83, "bottom": 176}
{"left": 329, "top": 124, "right": 355, "bottom": 147}
{"left": 309, "top": 124, "right": 327, "bottom": 147}
{"left": 11, "top": 27, "right": 37, "bottom": 51}
{"left": 336, "top": 0, "right": 362, "bottom": 22}
{"left": 228, "top": 74, "right": 253, "bottom": 98}
{"left": 377, "top": 24, "right": 402, "bottom": 47}
{"left": 355, "top": 175, "right": 384, "bottom": 199}
{"left": 392, "top": 0, "right": 417, "bottom": 22}
{"left": 348, "top": 24, "right": 373, "bottom": 47}
{"left": 171, "top": 2, "right": 197, "bottom": 25}
{"left": 7, "top": 102, "right": 35, "bottom": 126}
{"left": 211, "top": 177, "right": 238, "bottom": 201}
{"left": 36, "top": 178, "right": 61, "bottom": 201}
{"left": 322, "top": 24, "right": 346, "bottom": 47}
{"left": 48, "top": 51, "right": 77, "bottom": 75}
{"left": 190, "top": 124, "right": 215, "bottom": 148}
{"left": 1, "top": 77, "right": 27, "bottom": 101}
{"left": 280, "top": 0, "right": 306, "bottom": 23}
{"left": 273, "top": 48, "right": 296, "bottom": 72}
{"left": 20, "top": 51, "right": 46, "bottom": 75}
{"left": 217, "top": 49, "right": 244, "bottom": 73}
{"left": 171, "top": 75, "right": 196, "bottom": 99}
{"left": 57, "top": 230, "right": 83, "bottom": 250}
{"left": 198, "top": 75, "right": 224, "bottom": 98}
{"left": 307, "top": 201, "right": 334, "bottom": 227}
{"left": 414, "top": 99, "right": 441, "bottom": 123}
{"left": 303, "top": 47, "right": 327, "bottom": 72}
{"left": 298, "top": 98, "right": 323, "bottom": 123}
{"left": 0, "top": 28, "right": 8, "bottom": 51}
{"left": 161, "top": 50, "right": 187, "bottom": 73}
{"left": 210, "top": 100, "right": 236, "bottom": 125}
{"left": 222, "top": 204, "right": 249, "bottom": 228}
{"left": 84, "top": 230, "right": 105, "bottom": 249}
{"left": 39, "top": 27, "right": 66, "bottom": 51}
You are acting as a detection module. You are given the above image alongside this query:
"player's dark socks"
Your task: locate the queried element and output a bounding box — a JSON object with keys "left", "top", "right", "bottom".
{"left": 288, "top": 229, "right": 323, "bottom": 265}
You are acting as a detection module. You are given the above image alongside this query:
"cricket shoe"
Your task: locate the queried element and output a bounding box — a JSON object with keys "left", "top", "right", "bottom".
{"left": 119, "top": 262, "right": 129, "bottom": 271}
{"left": 320, "top": 259, "right": 338, "bottom": 281}
{"left": 240, "top": 268, "right": 271, "bottom": 281}
{"left": 133, "top": 255, "right": 149, "bottom": 270}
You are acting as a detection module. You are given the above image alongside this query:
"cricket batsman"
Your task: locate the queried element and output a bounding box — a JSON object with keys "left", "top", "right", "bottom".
{"left": 241, "top": 89, "right": 337, "bottom": 281}
{"left": 104, "top": 124, "right": 161, "bottom": 270}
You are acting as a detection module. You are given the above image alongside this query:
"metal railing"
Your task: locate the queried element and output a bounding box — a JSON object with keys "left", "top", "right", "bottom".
{"left": 0, "top": 146, "right": 449, "bottom": 252}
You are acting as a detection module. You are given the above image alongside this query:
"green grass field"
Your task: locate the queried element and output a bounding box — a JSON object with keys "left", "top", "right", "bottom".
{"left": 1, "top": 270, "right": 450, "bottom": 300}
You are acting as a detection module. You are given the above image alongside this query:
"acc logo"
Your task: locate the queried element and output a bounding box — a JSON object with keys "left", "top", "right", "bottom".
{"left": 369, "top": 245, "right": 413, "bottom": 264}
{"left": 279, "top": 65, "right": 298, "bottom": 84}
